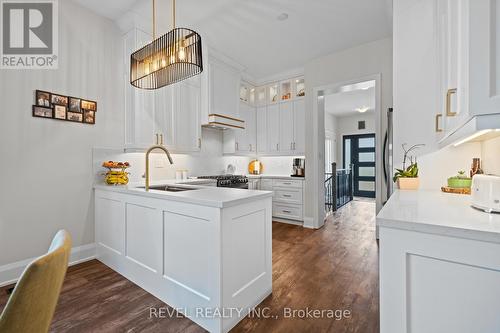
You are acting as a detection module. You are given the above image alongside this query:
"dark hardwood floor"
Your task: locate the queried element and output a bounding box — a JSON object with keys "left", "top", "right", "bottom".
{"left": 0, "top": 200, "right": 379, "bottom": 333}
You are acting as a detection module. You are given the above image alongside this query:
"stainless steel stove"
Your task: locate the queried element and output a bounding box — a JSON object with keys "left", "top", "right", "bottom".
{"left": 197, "top": 175, "right": 249, "bottom": 189}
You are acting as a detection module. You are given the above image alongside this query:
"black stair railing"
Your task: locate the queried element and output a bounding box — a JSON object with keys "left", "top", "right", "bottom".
{"left": 325, "top": 163, "right": 353, "bottom": 212}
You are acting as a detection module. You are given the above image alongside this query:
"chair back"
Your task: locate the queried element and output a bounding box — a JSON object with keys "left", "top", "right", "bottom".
{"left": 0, "top": 230, "right": 71, "bottom": 333}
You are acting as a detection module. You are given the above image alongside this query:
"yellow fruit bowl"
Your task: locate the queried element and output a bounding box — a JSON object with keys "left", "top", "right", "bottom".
{"left": 102, "top": 161, "right": 131, "bottom": 185}
{"left": 105, "top": 170, "right": 129, "bottom": 185}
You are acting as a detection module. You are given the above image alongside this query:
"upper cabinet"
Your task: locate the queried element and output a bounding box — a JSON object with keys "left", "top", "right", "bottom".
{"left": 223, "top": 76, "right": 306, "bottom": 156}
{"left": 206, "top": 58, "right": 241, "bottom": 120}
{"left": 123, "top": 28, "right": 201, "bottom": 152}
{"left": 395, "top": 0, "right": 500, "bottom": 152}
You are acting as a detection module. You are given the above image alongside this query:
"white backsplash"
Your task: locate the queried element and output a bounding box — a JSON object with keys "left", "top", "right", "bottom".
{"left": 482, "top": 136, "right": 500, "bottom": 176}
{"left": 93, "top": 128, "right": 255, "bottom": 184}
{"left": 258, "top": 156, "right": 304, "bottom": 175}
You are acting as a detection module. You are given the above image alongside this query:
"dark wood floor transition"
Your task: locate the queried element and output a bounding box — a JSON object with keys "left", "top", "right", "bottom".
{"left": 0, "top": 200, "right": 379, "bottom": 333}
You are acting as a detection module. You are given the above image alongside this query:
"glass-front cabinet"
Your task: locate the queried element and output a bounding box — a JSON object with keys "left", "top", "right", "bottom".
{"left": 280, "top": 80, "right": 292, "bottom": 101}
{"left": 294, "top": 77, "right": 305, "bottom": 98}
{"left": 268, "top": 83, "right": 279, "bottom": 104}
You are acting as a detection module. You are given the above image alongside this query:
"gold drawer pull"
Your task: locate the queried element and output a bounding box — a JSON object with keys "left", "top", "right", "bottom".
{"left": 283, "top": 194, "right": 292, "bottom": 197}
{"left": 446, "top": 88, "right": 457, "bottom": 116}
{"left": 282, "top": 210, "right": 292, "bottom": 214}
{"left": 436, "top": 114, "right": 443, "bottom": 132}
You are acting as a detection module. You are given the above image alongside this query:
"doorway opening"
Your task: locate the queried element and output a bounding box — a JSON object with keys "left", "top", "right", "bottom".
{"left": 321, "top": 78, "right": 379, "bottom": 220}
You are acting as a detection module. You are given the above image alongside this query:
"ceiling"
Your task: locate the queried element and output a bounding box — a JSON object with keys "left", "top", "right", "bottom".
{"left": 73, "top": 0, "right": 392, "bottom": 80}
{"left": 324, "top": 85, "right": 375, "bottom": 117}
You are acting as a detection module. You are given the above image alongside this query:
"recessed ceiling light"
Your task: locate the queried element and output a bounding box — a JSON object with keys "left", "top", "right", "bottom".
{"left": 277, "top": 13, "right": 289, "bottom": 21}
{"left": 356, "top": 107, "right": 369, "bottom": 113}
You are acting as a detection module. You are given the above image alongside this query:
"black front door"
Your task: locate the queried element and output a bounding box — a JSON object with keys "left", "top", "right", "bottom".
{"left": 343, "top": 134, "right": 376, "bottom": 198}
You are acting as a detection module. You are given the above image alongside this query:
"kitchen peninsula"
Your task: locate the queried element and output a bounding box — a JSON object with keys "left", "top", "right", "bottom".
{"left": 378, "top": 190, "right": 500, "bottom": 333}
{"left": 94, "top": 182, "right": 272, "bottom": 333}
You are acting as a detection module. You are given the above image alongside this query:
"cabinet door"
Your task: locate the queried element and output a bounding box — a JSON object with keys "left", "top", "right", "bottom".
{"left": 235, "top": 102, "right": 251, "bottom": 152}
{"left": 124, "top": 29, "right": 156, "bottom": 148}
{"left": 468, "top": 0, "right": 500, "bottom": 116}
{"left": 154, "top": 86, "right": 175, "bottom": 147}
{"left": 256, "top": 106, "right": 268, "bottom": 154}
{"left": 209, "top": 60, "right": 240, "bottom": 119}
{"left": 175, "top": 82, "right": 201, "bottom": 152}
{"left": 267, "top": 104, "right": 280, "bottom": 152}
{"left": 242, "top": 103, "right": 257, "bottom": 152}
{"left": 438, "top": 0, "right": 469, "bottom": 134}
{"left": 279, "top": 102, "right": 294, "bottom": 153}
{"left": 293, "top": 99, "right": 305, "bottom": 153}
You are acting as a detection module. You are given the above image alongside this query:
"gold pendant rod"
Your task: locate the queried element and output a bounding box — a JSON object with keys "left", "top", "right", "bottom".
{"left": 172, "top": 0, "right": 176, "bottom": 29}
{"left": 152, "top": 0, "right": 156, "bottom": 39}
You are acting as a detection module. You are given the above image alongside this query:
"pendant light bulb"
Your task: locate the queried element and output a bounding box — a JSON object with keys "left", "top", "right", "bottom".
{"left": 178, "top": 48, "right": 186, "bottom": 61}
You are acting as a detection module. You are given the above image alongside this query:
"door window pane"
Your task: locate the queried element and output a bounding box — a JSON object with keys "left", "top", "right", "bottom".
{"left": 359, "top": 167, "right": 375, "bottom": 177}
{"left": 359, "top": 137, "right": 375, "bottom": 148}
{"left": 344, "top": 139, "right": 351, "bottom": 169}
{"left": 359, "top": 181, "right": 375, "bottom": 192}
{"left": 359, "top": 152, "right": 375, "bottom": 162}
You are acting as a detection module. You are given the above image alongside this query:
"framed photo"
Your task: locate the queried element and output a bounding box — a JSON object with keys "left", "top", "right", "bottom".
{"left": 33, "top": 105, "right": 53, "bottom": 118}
{"left": 36, "top": 90, "right": 51, "bottom": 107}
{"left": 81, "top": 100, "right": 97, "bottom": 111}
{"left": 67, "top": 111, "right": 83, "bottom": 122}
{"left": 69, "top": 97, "right": 81, "bottom": 112}
{"left": 54, "top": 105, "right": 67, "bottom": 120}
{"left": 83, "top": 110, "right": 95, "bottom": 124}
{"left": 51, "top": 94, "right": 68, "bottom": 106}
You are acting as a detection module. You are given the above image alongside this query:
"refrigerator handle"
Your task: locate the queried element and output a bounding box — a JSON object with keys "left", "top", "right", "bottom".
{"left": 383, "top": 131, "right": 388, "bottom": 183}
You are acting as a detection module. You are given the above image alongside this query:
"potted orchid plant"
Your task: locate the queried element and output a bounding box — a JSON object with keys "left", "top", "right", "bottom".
{"left": 393, "top": 143, "right": 425, "bottom": 190}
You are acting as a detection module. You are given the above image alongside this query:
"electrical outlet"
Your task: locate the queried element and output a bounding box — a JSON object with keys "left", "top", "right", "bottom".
{"left": 154, "top": 159, "right": 165, "bottom": 168}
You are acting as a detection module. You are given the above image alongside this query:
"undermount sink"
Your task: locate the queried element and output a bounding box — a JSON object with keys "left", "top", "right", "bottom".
{"left": 139, "top": 185, "right": 198, "bottom": 192}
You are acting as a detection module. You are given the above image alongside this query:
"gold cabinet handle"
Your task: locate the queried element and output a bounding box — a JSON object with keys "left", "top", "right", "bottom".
{"left": 435, "top": 114, "right": 443, "bottom": 132}
{"left": 446, "top": 88, "right": 457, "bottom": 116}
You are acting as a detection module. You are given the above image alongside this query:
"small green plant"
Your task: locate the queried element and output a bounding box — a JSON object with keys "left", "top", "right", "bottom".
{"left": 450, "top": 170, "right": 470, "bottom": 179}
{"left": 393, "top": 143, "right": 425, "bottom": 183}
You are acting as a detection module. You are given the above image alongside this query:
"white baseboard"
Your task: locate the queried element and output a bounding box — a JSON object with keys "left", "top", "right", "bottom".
{"left": 303, "top": 216, "right": 316, "bottom": 229}
{"left": 0, "top": 243, "right": 96, "bottom": 288}
{"left": 273, "top": 217, "right": 303, "bottom": 226}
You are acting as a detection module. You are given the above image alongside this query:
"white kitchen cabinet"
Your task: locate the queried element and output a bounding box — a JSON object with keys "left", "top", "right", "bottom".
{"left": 222, "top": 102, "right": 256, "bottom": 155}
{"left": 378, "top": 190, "right": 500, "bottom": 333}
{"left": 293, "top": 99, "right": 306, "bottom": 153}
{"left": 175, "top": 81, "right": 201, "bottom": 152}
{"left": 396, "top": 0, "right": 500, "bottom": 153}
{"left": 124, "top": 28, "right": 156, "bottom": 149}
{"left": 267, "top": 104, "right": 280, "bottom": 153}
{"left": 279, "top": 102, "right": 294, "bottom": 153}
{"left": 256, "top": 106, "right": 268, "bottom": 154}
{"left": 124, "top": 28, "right": 202, "bottom": 152}
{"left": 437, "top": 0, "right": 469, "bottom": 136}
{"left": 154, "top": 86, "right": 175, "bottom": 147}
{"left": 468, "top": 0, "right": 500, "bottom": 116}
{"left": 208, "top": 59, "right": 241, "bottom": 119}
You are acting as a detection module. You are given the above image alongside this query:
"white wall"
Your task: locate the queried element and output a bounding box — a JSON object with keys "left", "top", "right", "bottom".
{"left": 0, "top": 0, "right": 123, "bottom": 266}
{"left": 304, "top": 37, "right": 393, "bottom": 227}
{"left": 416, "top": 143, "right": 482, "bottom": 189}
{"left": 335, "top": 113, "right": 375, "bottom": 166}
{"left": 481, "top": 136, "right": 500, "bottom": 176}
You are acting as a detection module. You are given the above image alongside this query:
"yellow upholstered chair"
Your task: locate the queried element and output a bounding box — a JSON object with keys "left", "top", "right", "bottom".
{"left": 0, "top": 230, "right": 72, "bottom": 333}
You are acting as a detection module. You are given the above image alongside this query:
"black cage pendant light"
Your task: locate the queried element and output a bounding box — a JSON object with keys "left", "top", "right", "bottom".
{"left": 130, "top": 0, "right": 203, "bottom": 90}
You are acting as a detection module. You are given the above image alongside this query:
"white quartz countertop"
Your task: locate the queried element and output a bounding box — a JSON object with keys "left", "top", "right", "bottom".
{"left": 246, "top": 174, "right": 305, "bottom": 180}
{"left": 377, "top": 190, "right": 500, "bottom": 243}
{"left": 94, "top": 180, "right": 272, "bottom": 208}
